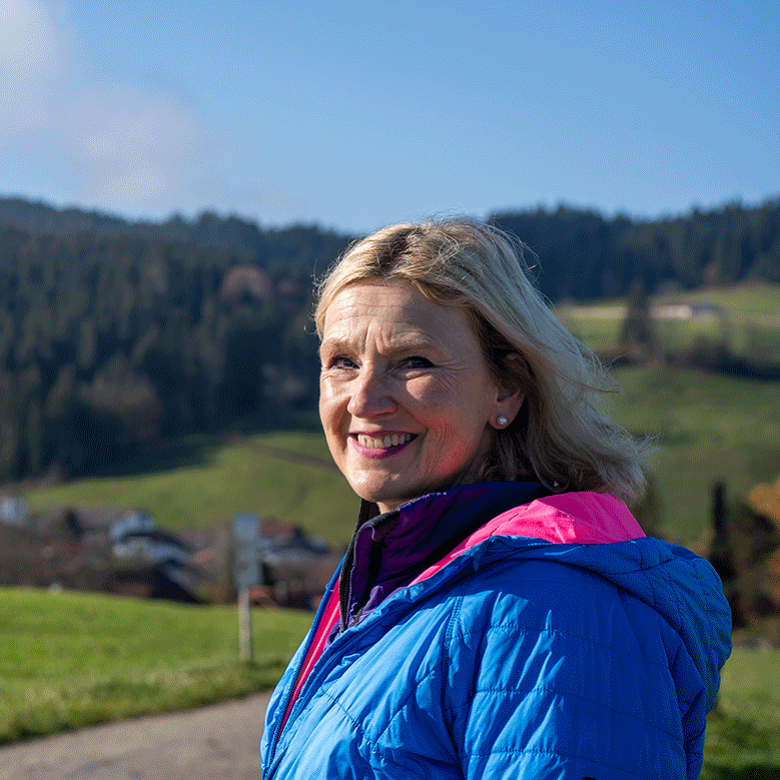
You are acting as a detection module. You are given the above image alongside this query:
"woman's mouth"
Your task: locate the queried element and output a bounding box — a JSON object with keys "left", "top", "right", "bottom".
{"left": 356, "top": 433, "right": 414, "bottom": 449}
{"left": 350, "top": 432, "right": 417, "bottom": 458}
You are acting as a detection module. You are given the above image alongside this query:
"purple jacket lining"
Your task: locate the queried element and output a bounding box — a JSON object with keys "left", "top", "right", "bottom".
{"left": 332, "top": 481, "right": 548, "bottom": 643}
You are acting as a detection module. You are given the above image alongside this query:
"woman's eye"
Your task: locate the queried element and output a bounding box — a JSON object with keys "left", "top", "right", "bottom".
{"left": 401, "top": 356, "right": 434, "bottom": 369}
{"left": 329, "top": 356, "right": 358, "bottom": 369}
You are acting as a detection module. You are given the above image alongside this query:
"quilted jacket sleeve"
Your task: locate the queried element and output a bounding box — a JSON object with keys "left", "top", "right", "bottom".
{"left": 444, "top": 558, "right": 705, "bottom": 780}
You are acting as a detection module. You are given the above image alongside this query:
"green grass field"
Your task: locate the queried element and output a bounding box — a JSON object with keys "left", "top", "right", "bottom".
{"left": 656, "top": 282, "right": 780, "bottom": 317}
{"left": 24, "top": 432, "right": 359, "bottom": 547}
{"left": 557, "top": 282, "right": 780, "bottom": 541}
{"left": 558, "top": 281, "right": 780, "bottom": 358}
{"left": 0, "top": 587, "right": 311, "bottom": 744}
{"left": 1, "top": 587, "right": 777, "bottom": 776}
{"left": 610, "top": 365, "right": 780, "bottom": 542}
{"left": 703, "top": 645, "right": 780, "bottom": 779}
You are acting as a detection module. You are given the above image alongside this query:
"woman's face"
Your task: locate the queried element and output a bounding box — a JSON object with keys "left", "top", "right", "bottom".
{"left": 319, "top": 281, "right": 523, "bottom": 513}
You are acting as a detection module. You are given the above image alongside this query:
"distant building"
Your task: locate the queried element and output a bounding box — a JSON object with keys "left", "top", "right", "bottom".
{"left": 652, "top": 302, "right": 725, "bottom": 321}
{"left": 0, "top": 501, "right": 340, "bottom": 609}
{"left": 0, "top": 505, "right": 202, "bottom": 603}
{"left": 228, "top": 514, "right": 341, "bottom": 610}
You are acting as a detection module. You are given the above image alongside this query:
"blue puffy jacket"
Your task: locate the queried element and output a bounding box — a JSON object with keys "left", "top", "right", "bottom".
{"left": 260, "top": 485, "right": 732, "bottom": 779}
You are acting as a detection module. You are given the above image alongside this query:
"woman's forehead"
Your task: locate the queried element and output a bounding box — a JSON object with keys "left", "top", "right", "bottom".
{"left": 320, "top": 281, "right": 478, "bottom": 350}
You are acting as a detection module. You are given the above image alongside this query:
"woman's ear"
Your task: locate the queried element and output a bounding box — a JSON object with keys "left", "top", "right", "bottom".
{"left": 489, "top": 351, "right": 528, "bottom": 428}
{"left": 492, "top": 386, "right": 525, "bottom": 429}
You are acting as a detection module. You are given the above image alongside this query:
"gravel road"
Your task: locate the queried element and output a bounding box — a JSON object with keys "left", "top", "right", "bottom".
{"left": 0, "top": 692, "right": 271, "bottom": 780}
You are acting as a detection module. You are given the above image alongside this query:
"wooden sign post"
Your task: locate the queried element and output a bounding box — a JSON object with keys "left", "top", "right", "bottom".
{"left": 232, "top": 513, "right": 261, "bottom": 662}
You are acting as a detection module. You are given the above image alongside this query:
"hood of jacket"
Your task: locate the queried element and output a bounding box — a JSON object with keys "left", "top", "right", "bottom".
{"left": 381, "top": 485, "right": 732, "bottom": 714}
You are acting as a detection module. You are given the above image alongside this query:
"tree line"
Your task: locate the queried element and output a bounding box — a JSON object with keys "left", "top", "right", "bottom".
{"left": 0, "top": 195, "right": 778, "bottom": 483}
{"left": 492, "top": 198, "right": 780, "bottom": 299}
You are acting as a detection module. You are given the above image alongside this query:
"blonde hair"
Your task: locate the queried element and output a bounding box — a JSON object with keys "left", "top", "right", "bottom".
{"left": 314, "top": 218, "right": 649, "bottom": 502}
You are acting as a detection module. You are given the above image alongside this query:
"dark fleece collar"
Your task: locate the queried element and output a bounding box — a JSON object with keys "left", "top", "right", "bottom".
{"left": 338, "top": 481, "right": 548, "bottom": 632}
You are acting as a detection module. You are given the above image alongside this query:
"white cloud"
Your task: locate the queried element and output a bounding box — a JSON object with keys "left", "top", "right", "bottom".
{"left": 0, "top": 0, "right": 71, "bottom": 137}
{"left": 0, "top": 0, "right": 65, "bottom": 72}
{"left": 1, "top": 0, "right": 210, "bottom": 216}
{"left": 65, "top": 85, "right": 208, "bottom": 212}
{"left": 0, "top": 2, "right": 314, "bottom": 223}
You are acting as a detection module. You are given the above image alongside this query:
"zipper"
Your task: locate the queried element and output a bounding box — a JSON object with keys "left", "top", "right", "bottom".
{"left": 262, "top": 543, "right": 483, "bottom": 778}
{"left": 263, "top": 583, "right": 419, "bottom": 778}
{"left": 264, "top": 576, "right": 339, "bottom": 771}
{"left": 263, "top": 617, "right": 365, "bottom": 779}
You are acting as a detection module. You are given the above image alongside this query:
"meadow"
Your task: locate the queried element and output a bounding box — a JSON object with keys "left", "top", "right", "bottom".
{"left": 558, "top": 281, "right": 780, "bottom": 360}
{"left": 0, "top": 587, "right": 311, "bottom": 744}
{"left": 22, "top": 363, "right": 780, "bottom": 548}
{"left": 0, "top": 587, "right": 778, "bottom": 775}
{"left": 610, "top": 365, "right": 780, "bottom": 542}
{"left": 702, "top": 643, "right": 780, "bottom": 779}
{"left": 24, "top": 432, "right": 359, "bottom": 547}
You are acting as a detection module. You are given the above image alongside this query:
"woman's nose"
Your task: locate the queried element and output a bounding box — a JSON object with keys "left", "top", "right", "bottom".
{"left": 347, "top": 366, "right": 397, "bottom": 418}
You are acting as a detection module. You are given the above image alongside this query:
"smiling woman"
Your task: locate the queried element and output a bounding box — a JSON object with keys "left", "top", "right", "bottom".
{"left": 318, "top": 281, "right": 522, "bottom": 513}
{"left": 259, "top": 218, "right": 732, "bottom": 780}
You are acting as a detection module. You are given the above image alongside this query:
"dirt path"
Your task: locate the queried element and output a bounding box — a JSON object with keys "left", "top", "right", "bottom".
{"left": 0, "top": 692, "right": 271, "bottom": 780}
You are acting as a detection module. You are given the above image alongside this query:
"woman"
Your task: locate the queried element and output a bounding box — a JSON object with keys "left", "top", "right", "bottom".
{"left": 260, "top": 219, "right": 731, "bottom": 779}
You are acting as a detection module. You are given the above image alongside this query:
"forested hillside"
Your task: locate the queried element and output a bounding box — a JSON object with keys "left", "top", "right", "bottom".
{"left": 491, "top": 198, "right": 780, "bottom": 299}
{"left": 1, "top": 196, "right": 778, "bottom": 483}
{"left": 0, "top": 202, "right": 353, "bottom": 481}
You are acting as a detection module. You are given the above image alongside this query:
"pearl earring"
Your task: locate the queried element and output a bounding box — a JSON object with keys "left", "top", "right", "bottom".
{"left": 496, "top": 416, "right": 508, "bottom": 427}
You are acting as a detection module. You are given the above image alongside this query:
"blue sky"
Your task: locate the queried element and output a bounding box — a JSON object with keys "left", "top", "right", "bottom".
{"left": 2, "top": 0, "right": 778, "bottom": 234}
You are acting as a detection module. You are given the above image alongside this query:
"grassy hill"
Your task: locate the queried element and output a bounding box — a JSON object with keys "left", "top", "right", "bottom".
{"left": 23, "top": 432, "right": 359, "bottom": 547}
{"left": 702, "top": 642, "right": 780, "bottom": 779}
{"left": 0, "top": 587, "right": 776, "bottom": 773}
{"left": 0, "top": 587, "right": 311, "bottom": 744}
{"left": 610, "top": 365, "right": 780, "bottom": 541}
{"left": 558, "top": 281, "right": 780, "bottom": 358}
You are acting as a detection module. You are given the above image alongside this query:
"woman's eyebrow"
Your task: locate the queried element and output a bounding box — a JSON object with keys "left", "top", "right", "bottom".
{"left": 319, "top": 332, "right": 354, "bottom": 352}
{"left": 318, "top": 336, "right": 365, "bottom": 363}
{"left": 318, "top": 340, "right": 344, "bottom": 360}
{"left": 319, "top": 332, "right": 445, "bottom": 359}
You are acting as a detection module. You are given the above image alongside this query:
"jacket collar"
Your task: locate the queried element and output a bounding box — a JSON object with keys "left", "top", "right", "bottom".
{"left": 338, "top": 481, "right": 548, "bottom": 630}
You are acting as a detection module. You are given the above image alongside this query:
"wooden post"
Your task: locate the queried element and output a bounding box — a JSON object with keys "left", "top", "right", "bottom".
{"left": 239, "top": 586, "right": 253, "bottom": 662}
{"left": 232, "top": 513, "right": 261, "bottom": 663}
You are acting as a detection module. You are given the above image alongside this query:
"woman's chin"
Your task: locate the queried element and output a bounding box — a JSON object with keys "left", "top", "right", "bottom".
{"left": 348, "top": 475, "right": 418, "bottom": 513}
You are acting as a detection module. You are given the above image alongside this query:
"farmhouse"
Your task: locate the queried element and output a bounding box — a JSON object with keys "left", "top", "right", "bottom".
{"left": 0, "top": 503, "right": 202, "bottom": 602}
{"left": 1, "top": 497, "right": 340, "bottom": 609}
{"left": 184, "top": 515, "right": 342, "bottom": 610}
{"left": 651, "top": 302, "right": 724, "bottom": 321}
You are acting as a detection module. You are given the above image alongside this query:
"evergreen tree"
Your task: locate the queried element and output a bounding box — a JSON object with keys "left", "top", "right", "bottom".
{"left": 620, "top": 278, "right": 660, "bottom": 360}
